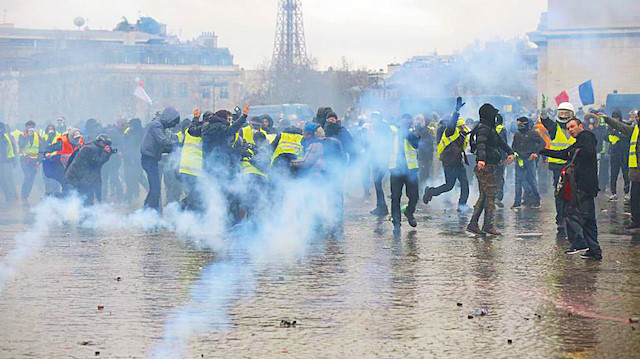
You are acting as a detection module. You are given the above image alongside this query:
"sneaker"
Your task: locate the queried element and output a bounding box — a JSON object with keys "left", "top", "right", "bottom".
{"left": 422, "top": 187, "right": 433, "bottom": 204}
{"left": 466, "top": 223, "right": 485, "bottom": 236}
{"left": 608, "top": 194, "right": 618, "bottom": 201}
{"left": 496, "top": 201, "right": 504, "bottom": 208}
{"left": 482, "top": 225, "right": 501, "bottom": 235}
{"left": 565, "top": 247, "right": 589, "bottom": 255}
{"left": 625, "top": 222, "right": 640, "bottom": 230}
{"left": 457, "top": 204, "right": 472, "bottom": 212}
{"left": 404, "top": 212, "right": 417, "bottom": 228}
{"left": 580, "top": 251, "right": 602, "bottom": 260}
{"left": 625, "top": 193, "right": 631, "bottom": 201}
{"left": 370, "top": 207, "right": 389, "bottom": 216}
{"left": 511, "top": 203, "right": 521, "bottom": 209}
{"left": 528, "top": 203, "right": 541, "bottom": 209}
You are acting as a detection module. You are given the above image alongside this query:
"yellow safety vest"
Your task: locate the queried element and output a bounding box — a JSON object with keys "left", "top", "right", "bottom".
{"left": 513, "top": 152, "right": 525, "bottom": 167}
{"left": 388, "top": 126, "right": 418, "bottom": 170}
{"left": 236, "top": 126, "right": 267, "bottom": 145}
{"left": 271, "top": 132, "right": 304, "bottom": 165}
{"left": 10, "top": 129, "right": 21, "bottom": 144}
{"left": 608, "top": 134, "right": 620, "bottom": 145}
{"left": 548, "top": 124, "right": 576, "bottom": 165}
{"left": 436, "top": 126, "right": 463, "bottom": 160}
{"left": 176, "top": 130, "right": 185, "bottom": 143}
{"left": 240, "top": 159, "right": 267, "bottom": 178}
{"left": 178, "top": 131, "right": 203, "bottom": 177}
{"left": 3, "top": 133, "right": 15, "bottom": 159}
{"left": 20, "top": 133, "right": 40, "bottom": 156}
{"left": 496, "top": 125, "right": 505, "bottom": 134}
{"left": 629, "top": 125, "right": 639, "bottom": 168}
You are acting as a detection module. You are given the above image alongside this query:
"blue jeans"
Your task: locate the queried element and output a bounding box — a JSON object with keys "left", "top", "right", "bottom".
{"left": 563, "top": 192, "right": 601, "bottom": 254}
{"left": 142, "top": 155, "right": 161, "bottom": 210}
{"left": 430, "top": 164, "right": 469, "bottom": 204}
{"left": 514, "top": 159, "right": 540, "bottom": 206}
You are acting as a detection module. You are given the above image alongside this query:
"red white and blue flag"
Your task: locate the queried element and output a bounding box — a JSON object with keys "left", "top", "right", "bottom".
{"left": 555, "top": 80, "right": 595, "bottom": 107}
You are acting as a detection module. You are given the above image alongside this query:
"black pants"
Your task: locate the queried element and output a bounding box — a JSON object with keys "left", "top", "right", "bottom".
{"left": 631, "top": 180, "right": 640, "bottom": 225}
{"left": 598, "top": 154, "right": 610, "bottom": 192}
{"left": 552, "top": 167, "right": 565, "bottom": 230}
{"left": 496, "top": 164, "right": 505, "bottom": 201}
{"left": 373, "top": 165, "right": 387, "bottom": 210}
{"left": 610, "top": 152, "right": 630, "bottom": 195}
{"left": 563, "top": 192, "right": 601, "bottom": 255}
{"left": 430, "top": 164, "right": 469, "bottom": 204}
{"left": 142, "top": 155, "right": 161, "bottom": 210}
{"left": 390, "top": 170, "right": 418, "bottom": 226}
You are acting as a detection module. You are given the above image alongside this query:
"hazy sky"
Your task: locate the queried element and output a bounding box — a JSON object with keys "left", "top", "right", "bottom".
{"left": 4, "top": 0, "right": 547, "bottom": 70}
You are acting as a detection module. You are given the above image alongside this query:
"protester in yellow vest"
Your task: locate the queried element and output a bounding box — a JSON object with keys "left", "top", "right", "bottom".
{"left": 178, "top": 112, "right": 205, "bottom": 212}
{"left": 603, "top": 111, "right": 640, "bottom": 230}
{"left": 18, "top": 120, "right": 41, "bottom": 203}
{"left": 605, "top": 110, "right": 631, "bottom": 202}
{"left": 270, "top": 126, "right": 304, "bottom": 177}
{"left": 0, "top": 121, "right": 18, "bottom": 202}
{"left": 423, "top": 97, "right": 470, "bottom": 212}
{"left": 495, "top": 114, "right": 509, "bottom": 207}
{"left": 539, "top": 96, "right": 576, "bottom": 236}
{"left": 389, "top": 113, "right": 421, "bottom": 232}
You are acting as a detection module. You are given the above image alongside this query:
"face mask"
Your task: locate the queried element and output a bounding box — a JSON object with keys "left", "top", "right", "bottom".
{"left": 325, "top": 123, "right": 340, "bottom": 137}
{"left": 517, "top": 123, "right": 527, "bottom": 131}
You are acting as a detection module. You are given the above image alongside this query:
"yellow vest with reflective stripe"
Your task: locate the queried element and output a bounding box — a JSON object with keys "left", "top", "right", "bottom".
{"left": 21, "top": 133, "right": 40, "bottom": 156}
{"left": 548, "top": 124, "right": 576, "bottom": 165}
{"left": 3, "top": 133, "right": 14, "bottom": 159}
{"left": 271, "top": 132, "right": 304, "bottom": 165}
{"left": 241, "top": 159, "right": 267, "bottom": 178}
{"left": 10, "top": 129, "right": 21, "bottom": 144}
{"left": 178, "top": 131, "right": 203, "bottom": 176}
{"left": 608, "top": 134, "right": 620, "bottom": 145}
{"left": 388, "top": 126, "right": 418, "bottom": 170}
{"left": 629, "top": 125, "right": 639, "bottom": 169}
{"left": 236, "top": 126, "right": 267, "bottom": 145}
{"left": 436, "top": 126, "right": 462, "bottom": 160}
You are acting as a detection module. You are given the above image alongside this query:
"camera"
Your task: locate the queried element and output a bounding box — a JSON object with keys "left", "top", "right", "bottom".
{"left": 110, "top": 148, "right": 118, "bottom": 154}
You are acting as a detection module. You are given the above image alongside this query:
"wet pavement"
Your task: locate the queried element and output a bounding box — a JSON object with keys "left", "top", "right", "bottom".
{"left": 1, "top": 189, "right": 640, "bottom": 358}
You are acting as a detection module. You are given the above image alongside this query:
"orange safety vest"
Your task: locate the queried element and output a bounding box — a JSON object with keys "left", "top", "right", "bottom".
{"left": 50, "top": 134, "right": 84, "bottom": 163}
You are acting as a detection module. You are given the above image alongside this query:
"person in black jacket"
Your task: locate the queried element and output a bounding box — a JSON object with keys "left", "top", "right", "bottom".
{"left": 66, "top": 135, "right": 116, "bottom": 205}
{"left": 467, "top": 104, "right": 514, "bottom": 235}
{"left": 423, "top": 97, "right": 470, "bottom": 211}
{"left": 540, "top": 118, "right": 602, "bottom": 260}
{"left": 511, "top": 116, "right": 545, "bottom": 208}
{"left": 123, "top": 118, "right": 147, "bottom": 204}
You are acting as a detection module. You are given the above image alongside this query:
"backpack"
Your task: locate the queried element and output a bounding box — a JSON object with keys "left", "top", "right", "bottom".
{"left": 555, "top": 149, "right": 580, "bottom": 207}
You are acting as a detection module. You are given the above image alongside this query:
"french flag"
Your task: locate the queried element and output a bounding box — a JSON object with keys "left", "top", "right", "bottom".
{"left": 555, "top": 80, "right": 595, "bottom": 107}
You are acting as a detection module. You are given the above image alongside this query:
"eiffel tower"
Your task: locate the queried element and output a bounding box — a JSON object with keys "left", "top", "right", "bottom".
{"left": 272, "top": 0, "right": 308, "bottom": 71}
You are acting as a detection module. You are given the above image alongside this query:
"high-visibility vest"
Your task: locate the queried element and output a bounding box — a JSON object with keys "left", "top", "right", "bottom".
{"left": 10, "top": 129, "right": 21, "bottom": 144}
{"left": 271, "top": 132, "right": 304, "bottom": 165}
{"left": 178, "top": 131, "right": 203, "bottom": 177}
{"left": 236, "top": 126, "right": 267, "bottom": 145}
{"left": 3, "top": 133, "right": 14, "bottom": 159}
{"left": 388, "top": 126, "right": 418, "bottom": 170}
{"left": 548, "top": 124, "right": 576, "bottom": 165}
{"left": 513, "top": 152, "right": 525, "bottom": 167}
{"left": 266, "top": 133, "right": 277, "bottom": 143}
{"left": 43, "top": 132, "right": 61, "bottom": 144}
{"left": 176, "top": 129, "right": 185, "bottom": 143}
{"left": 629, "top": 125, "right": 639, "bottom": 168}
{"left": 436, "top": 126, "right": 463, "bottom": 160}
{"left": 608, "top": 134, "right": 620, "bottom": 145}
{"left": 240, "top": 159, "right": 267, "bottom": 178}
{"left": 49, "top": 134, "right": 83, "bottom": 163}
{"left": 20, "top": 133, "right": 40, "bottom": 157}
{"left": 496, "top": 124, "right": 505, "bottom": 134}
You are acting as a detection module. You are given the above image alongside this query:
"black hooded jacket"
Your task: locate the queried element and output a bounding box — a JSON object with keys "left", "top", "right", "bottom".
{"left": 541, "top": 130, "right": 599, "bottom": 197}
{"left": 140, "top": 107, "right": 179, "bottom": 161}
{"left": 473, "top": 117, "right": 513, "bottom": 165}
{"left": 65, "top": 140, "right": 112, "bottom": 186}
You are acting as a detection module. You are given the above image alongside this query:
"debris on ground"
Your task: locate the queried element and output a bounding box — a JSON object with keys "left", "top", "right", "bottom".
{"left": 280, "top": 320, "right": 296, "bottom": 328}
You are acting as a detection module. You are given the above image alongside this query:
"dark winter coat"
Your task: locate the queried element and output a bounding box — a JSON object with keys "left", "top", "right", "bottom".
{"left": 473, "top": 118, "right": 513, "bottom": 165}
{"left": 65, "top": 141, "right": 112, "bottom": 187}
{"left": 439, "top": 112, "right": 466, "bottom": 167}
{"left": 541, "top": 130, "right": 599, "bottom": 197}
{"left": 511, "top": 127, "right": 545, "bottom": 161}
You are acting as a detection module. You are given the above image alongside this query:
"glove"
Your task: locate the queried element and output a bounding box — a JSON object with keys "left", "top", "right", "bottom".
{"left": 540, "top": 94, "right": 549, "bottom": 119}
{"left": 455, "top": 97, "right": 465, "bottom": 112}
{"left": 243, "top": 104, "right": 250, "bottom": 116}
